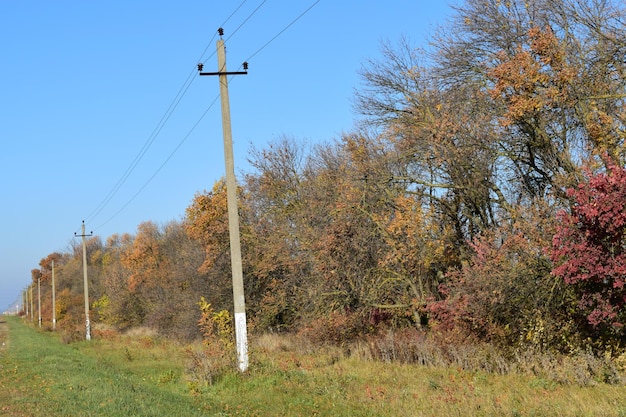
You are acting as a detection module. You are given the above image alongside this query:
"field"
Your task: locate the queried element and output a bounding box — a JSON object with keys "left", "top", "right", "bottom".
{"left": 1, "top": 316, "right": 625, "bottom": 416}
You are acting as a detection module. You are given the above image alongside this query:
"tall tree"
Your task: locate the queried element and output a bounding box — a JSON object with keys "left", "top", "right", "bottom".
{"left": 357, "top": 0, "right": 626, "bottom": 226}
{"left": 244, "top": 138, "right": 312, "bottom": 328}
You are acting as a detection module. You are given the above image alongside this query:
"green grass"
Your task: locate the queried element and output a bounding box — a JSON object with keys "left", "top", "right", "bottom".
{"left": 1, "top": 316, "right": 626, "bottom": 416}
{"left": 0, "top": 317, "right": 204, "bottom": 416}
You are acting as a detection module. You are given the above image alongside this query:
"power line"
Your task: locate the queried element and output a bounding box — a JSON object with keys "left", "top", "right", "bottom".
{"left": 84, "top": 73, "right": 198, "bottom": 224}
{"left": 244, "top": 0, "right": 321, "bottom": 63}
{"left": 225, "top": 0, "right": 268, "bottom": 43}
{"left": 201, "top": 0, "right": 268, "bottom": 65}
{"left": 84, "top": 2, "right": 251, "bottom": 226}
{"left": 199, "top": 0, "right": 250, "bottom": 65}
{"left": 93, "top": 94, "right": 221, "bottom": 231}
{"left": 87, "top": 0, "right": 322, "bottom": 231}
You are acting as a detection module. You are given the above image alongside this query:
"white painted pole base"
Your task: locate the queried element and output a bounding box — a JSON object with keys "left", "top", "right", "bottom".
{"left": 235, "top": 312, "right": 248, "bottom": 372}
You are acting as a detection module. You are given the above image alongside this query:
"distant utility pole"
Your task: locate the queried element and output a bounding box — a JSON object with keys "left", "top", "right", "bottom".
{"left": 51, "top": 260, "right": 56, "bottom": 331}
{"left": 74, "top": 221, "right": 93, "bottom": 340}
{"left": 37, "top": 273, "right": 41, "bottom": 327}
{"left": 198, "top": 27, "right": 249, "bottom": 372}
{"left": 29, "top": 286, "right": 33, "bottom": 323}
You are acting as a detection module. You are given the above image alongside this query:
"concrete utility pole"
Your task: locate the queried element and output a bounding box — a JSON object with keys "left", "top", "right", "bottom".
{"left": 75, "top": 221, "right": 93, "bottom": 340}
{"left": 199, "top": 27, "right": 249, "bottom": 372}
{"left": 37, "top": 273, "right": 41, "bottom": 327}
{"left": 51, "top": 260, "right": 56, "bottom": 331}
{"left": 29, "top": 286, "right": 33, "bottom": 323}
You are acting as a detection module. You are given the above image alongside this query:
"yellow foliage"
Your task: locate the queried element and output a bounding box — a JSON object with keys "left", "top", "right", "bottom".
{"left": 92, "top": 294, "right": 119, "bottom": 325}
{"left": 197, "top": 297, "right": 234, "bottom": 350}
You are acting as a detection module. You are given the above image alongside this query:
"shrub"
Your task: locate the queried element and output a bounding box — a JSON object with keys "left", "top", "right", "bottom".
{"left": 552, "top": 159, "right": 626, "bottom": 341}
{"left": 185, "top": 297, "right": 236, "bottom": 385}
{"left": 297, "top": 309, "right": 373, "bottom": 346}
{"left": 366, "top": 328, "right": 510, "bottom": 374}
{"left": 427, "top": 223, "right": 577, "bottom": 352}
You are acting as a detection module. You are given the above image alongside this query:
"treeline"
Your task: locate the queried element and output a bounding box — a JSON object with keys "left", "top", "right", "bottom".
{"left": 27, "top": 0, "right": 626, "bottom": 353}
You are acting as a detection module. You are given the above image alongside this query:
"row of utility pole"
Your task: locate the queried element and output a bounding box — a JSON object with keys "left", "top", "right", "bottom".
{"left": 19, "top": 27, "right": 250, "bottom": 373}
{"left": 20, "top": 220, "right": 89, "bottom": 342}
{"left": 21, "top": 259, "right": 56, "bottom": 331}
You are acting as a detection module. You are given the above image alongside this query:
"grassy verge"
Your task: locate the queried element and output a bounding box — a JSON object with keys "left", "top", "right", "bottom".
{"left": 1, "top": 317, "right": 626, "bottom": 416}
{"left": 0, "top": 317, "right": 204, "bottom": 416}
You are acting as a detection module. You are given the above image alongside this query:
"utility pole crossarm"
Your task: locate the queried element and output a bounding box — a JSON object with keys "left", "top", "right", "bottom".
{"left": 199, "top": 70, "right": 248, "bottom": 76}
{"left": 197, "top": 62, "right": 248, "bottom": 76}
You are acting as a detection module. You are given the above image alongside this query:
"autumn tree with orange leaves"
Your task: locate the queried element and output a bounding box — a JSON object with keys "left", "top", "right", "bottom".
{"left": 120, "top": 221, "right": 206, "bottom": 339}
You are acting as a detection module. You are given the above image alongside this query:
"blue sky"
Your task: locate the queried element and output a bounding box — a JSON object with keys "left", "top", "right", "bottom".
{"left": 0, "top": 1, "right": 454, "bottom": 312}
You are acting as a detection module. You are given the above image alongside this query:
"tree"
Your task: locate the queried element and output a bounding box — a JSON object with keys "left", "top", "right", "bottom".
{"left": 356, "top": 38, "right": 507, "bottom": 244}
{"left": 156, "top": 221, "right": 208, "bottom": 340}
{"left": 244, "top": 137, "right": 311, "bottom": 329}
{"left": 300, "top": 134, "right": 399, "bottom": 321}
{"left": 449, "top": 0, "right": 626, "bottom": 190}
{"left": 552, "top": 160, "right": 626, "bottom": 338}
{"left": 372, "top": 194, "right": 454, "bottom": 328}
{"left": 357, "top": 0, "right": 626, "bottom": 223}
{"left": 428, "top": 203, "right": 575, "bottom": 350}
{"left": 120, "top": 221, "right": 206, "bottom": 339}
{"left": 185, "top": 181, "right": 241, "bottom": 313}
{"left": 354, "top": 0, "right": 626, "bottom": 346}
{"left": 94, "top": 233, "right": 141, "bottom": 329}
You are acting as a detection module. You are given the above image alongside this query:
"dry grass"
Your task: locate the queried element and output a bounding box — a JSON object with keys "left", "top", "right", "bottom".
{"left": 3, "top": 319, "right": 625, "bottom": 416}
{"left": 213, "top": 332, "right": 626, "bottom": 416}
{"left": 251, "top": 330, "right": 625, "bottom": 385}
{"left": 122, "top": 325, "right": 159, "bottom": 338}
